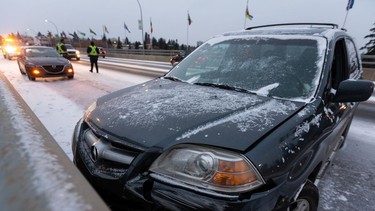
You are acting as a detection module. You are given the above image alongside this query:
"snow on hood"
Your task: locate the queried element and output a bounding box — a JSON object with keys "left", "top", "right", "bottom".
{"left": 88, "top": 79, "right": 304, "bottom": 151}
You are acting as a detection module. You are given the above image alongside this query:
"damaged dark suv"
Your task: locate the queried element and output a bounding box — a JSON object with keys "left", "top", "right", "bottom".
{"left": 72, "top": 23, "right": 374, "bottom": 210}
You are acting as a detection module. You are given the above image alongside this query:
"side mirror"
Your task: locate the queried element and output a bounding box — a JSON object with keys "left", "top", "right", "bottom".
{"left": 332, "top": 79, "right": 374, "bottom": 102}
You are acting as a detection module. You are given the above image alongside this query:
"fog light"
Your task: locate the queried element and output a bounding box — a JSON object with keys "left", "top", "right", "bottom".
{"left": 32, "top": 69, "right": 41, "bottom": 75}
{"left": 67, "top": 68, "right": 73, "bottom": 73}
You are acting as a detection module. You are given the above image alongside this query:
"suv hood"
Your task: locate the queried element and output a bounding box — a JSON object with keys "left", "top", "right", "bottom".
{"left": 86, "top": 78, "right": 304, "bottom": 151}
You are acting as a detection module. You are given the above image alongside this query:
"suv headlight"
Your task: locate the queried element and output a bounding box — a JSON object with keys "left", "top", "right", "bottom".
{"left": 84, "top": 102, "right": 96, "bottom": 119}
{"left": 149, "top": 144, "right": 265, "bottom": 194}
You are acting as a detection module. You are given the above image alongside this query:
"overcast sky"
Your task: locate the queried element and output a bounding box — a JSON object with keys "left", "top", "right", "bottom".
{"left": 1, "top": 0, "right": 374, "bottom": 50}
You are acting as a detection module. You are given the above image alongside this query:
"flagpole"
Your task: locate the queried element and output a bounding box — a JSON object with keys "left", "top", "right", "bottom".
{"left": 342, "top": 11, "right": 349, "bottom": 28}
{"left": 102, "top": 25, "right": 105, "bottom": 43}
{"left": 136, "top": 0, "right": 144, "bottom": 50}
{"left": 187, "top": 10, "right": 189, "bottom": 53}
{"left": 150, "top": 17, "right": 152, "bottom": 50}
{"left": 244, "top": 0, "right": 249, "bottom": 29}
{"left": 124, "top": 27, "right": 126, "bottom": 49}
{"left": 76, "top": 30, "right": 82, "bottom": 48}
{"left": 343, "top": 0, "right": 354, "bottom": 29}
{"left": 103, "top": 25, "right": 108, "bottom": 49}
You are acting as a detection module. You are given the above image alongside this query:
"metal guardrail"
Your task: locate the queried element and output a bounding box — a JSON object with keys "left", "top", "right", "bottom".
{"left": 77, "top": 47, "right": 182, "bottom": 57}
{"left": 0, "top": 72, "right": 109, "bottom": 211}
{"left": 108, "top": 48, "right": 182, "bottom": 57}
{"left": 361, "top": 55, "right": 375, "bottom": 68}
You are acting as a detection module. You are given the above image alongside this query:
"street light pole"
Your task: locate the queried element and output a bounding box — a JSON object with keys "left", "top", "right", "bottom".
{"left": 44, "top": 19, "right": 59, "bottom": 38}
{"left": 136, "top": 0, "right": 144, "bottom": 49}
{"left": 26, "top": 28, "right": 37, "bottom": 35}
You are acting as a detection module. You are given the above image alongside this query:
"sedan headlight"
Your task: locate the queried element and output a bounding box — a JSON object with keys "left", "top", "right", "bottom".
{"left": 5, "top": 46, "right": 16, "bottom": 53}
{"left": 150, "top": 144, "right": 265, "bottom": 194}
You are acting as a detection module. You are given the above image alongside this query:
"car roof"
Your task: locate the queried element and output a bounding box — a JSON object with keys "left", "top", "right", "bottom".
{"left": 21, "top": 46, "right": 54, "bottom": 49}
{"left": 220, "top": 23, "right": 348, "bottom": 39}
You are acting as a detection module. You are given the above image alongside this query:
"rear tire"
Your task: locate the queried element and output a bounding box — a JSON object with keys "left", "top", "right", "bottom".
{"left": 288, "top": 180, "right": 319, "bottom": 211}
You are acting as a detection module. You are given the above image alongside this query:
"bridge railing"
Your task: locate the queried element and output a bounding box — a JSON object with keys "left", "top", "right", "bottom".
{"left": 0, "top": 72, "right": 109, "bottom": 211}
{"left": 361, "top": 55, "right": 375, "bottom": 68}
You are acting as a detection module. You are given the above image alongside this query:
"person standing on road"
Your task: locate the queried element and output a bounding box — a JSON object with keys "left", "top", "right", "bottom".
{"left": 56, "top": 38, "right": 68, "bottom": 59}
{"left": 87, "top": 41, "right": 100, "bottom": 73}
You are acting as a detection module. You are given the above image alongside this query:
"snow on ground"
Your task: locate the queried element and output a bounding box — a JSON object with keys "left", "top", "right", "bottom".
{"left": 0, "top": 58, "right": 154, "bottom": 160}
{"left": 318, "top": 108, "right": 375, "bottom": 210}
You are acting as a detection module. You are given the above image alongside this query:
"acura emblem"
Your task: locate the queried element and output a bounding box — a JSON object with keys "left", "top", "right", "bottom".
{"left": 91, "top": 146, "right": 99, "bottom": 161}
{"left": 90, "top": 139, "right": 107, "bottom": 162}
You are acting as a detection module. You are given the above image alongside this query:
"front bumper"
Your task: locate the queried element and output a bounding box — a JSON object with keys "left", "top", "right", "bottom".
{"left": 72, "top": 122, "right": 289, "bottom": 210}
{"left": 27, "top": 65, "right": 74, "bottom": 78}
{"left": 66, "top": 51, "right": 80, "bottom": 59}
{"left": 75, "top": 146, "right": 282, "bottom": 210}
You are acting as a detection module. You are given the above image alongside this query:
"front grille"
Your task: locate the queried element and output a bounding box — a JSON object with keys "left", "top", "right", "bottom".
{"left": 79, "top": 128, "right": 141, "bottom": 179}
{"left": 42, "top": 65, "right": 65, "bottom": 73}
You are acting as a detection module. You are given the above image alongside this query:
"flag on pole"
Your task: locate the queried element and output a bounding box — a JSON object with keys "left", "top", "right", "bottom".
{"left": 346, "top": 0, "right": 354, "bottom": 10}
{"left": 150, "top": 18, "right": 153, "bottom": 33}
{"left": 188, "top": 12, "right": 192, "bottom": 25}
{"left": 245, "top": 7, "right": 253, "bottom": 20}
{"left": 60, "top": 31, "right": 67, "bottom": 38}
{"left": 47, "top": 31, "right": 53, "bottom": 38}
{"left": 78, "top": 30, "right": 86, "bottom": 37}
{"left": 104, "top": 25, "right": 109, "bottom": 33}
{"left": 124, "top": 22, "right": 131, "bottom": 33}
{"left": 89, "top": 28, "right": 97, "bottom": 36}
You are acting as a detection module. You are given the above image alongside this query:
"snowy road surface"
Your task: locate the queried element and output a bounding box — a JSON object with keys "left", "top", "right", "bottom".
{"left": 0, "top": 56, "right": 374, "bottom": 210}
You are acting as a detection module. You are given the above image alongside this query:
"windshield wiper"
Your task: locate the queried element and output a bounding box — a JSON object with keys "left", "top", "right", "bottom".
{"left": 163, "top": 76, "right": 183, "bottom": 82}
{"left": 193, "top": 82, "right": 256, "bottom": 94}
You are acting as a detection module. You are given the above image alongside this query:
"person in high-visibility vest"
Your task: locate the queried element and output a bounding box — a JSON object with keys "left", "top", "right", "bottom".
{"left": 56, "top": 38, "right": 67, "bottom": 58}
{"left": 87, "top": 41, "right": 100, "bottom": 73}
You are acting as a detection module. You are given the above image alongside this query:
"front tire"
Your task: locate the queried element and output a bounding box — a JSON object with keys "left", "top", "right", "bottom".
{"left": 27, "top": 74, "right": 35, "bottom": 81}
{"left": 18, "top": 62, "right": 26, "bottom": 75}
{"left": 68, "top": 75, "right": 74, "bottom": 79}
{"left": 289, "top": 180, "right": 319, "bottom": 211}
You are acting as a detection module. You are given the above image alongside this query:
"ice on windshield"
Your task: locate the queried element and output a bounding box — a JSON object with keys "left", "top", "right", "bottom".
{"left": 168, "top": 35, "right": 326, "bottom": 102}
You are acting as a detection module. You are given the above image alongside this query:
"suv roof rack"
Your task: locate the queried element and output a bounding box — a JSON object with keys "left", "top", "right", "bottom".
{"left": 246, "top": 23, "right": 339, "bottom": 30}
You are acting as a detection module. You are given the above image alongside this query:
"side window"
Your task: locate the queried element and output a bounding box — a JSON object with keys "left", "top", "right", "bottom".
{"left": 331, "top": 39, "right": 349, "bottom": 89}
{"left": 345, "top": 38, "right": 360, "bottom": 75}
